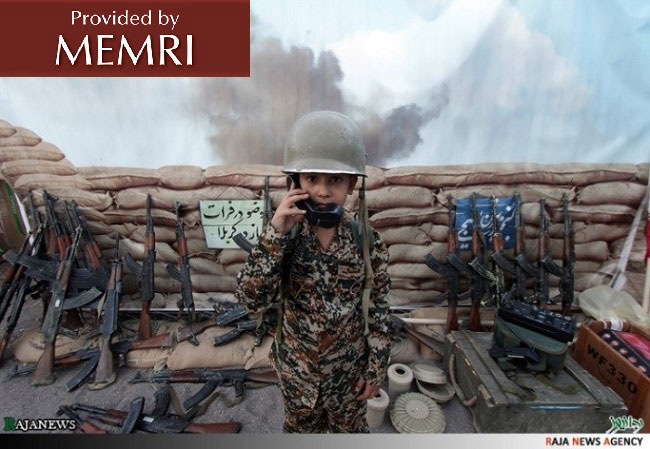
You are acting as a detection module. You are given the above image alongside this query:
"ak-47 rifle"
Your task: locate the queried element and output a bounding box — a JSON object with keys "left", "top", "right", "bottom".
{"left": 423, "top": 195, "right": 460, "bottom": 333}
{"left": 167, "top": 202, "right": 195, "bottom": 321}
{"left": 0, "top": 225, "right": 47, "bottom": 366}
{"left": 43, "top": 190, "right": 71, "bottom": 260}
{"left": 124, "top": 194, "right": 156, "bottom": 340}
{"left": 447, "top": 193, "right": 490, "bottom": 331}
{"left": 488, "top": 196, "right": 505, "bottom": 302}
{"left": 516, "top": 198, "right": 550, "bottom": 305}
{"left": 491, "top": 194, "right": 525, "bottom": 302}
{"left": 129, "top": 368, "right": 278, "bottom": 412}
{"left": 10, "top": 333, "right": 175, "bottom": 378}
{"left": 0, "top": 235, "right": 30, "bottom": 324}
{"left": 56, "top": 406, "right": 107, "bottom": 434}
{"left": 71, "top": 403, "right": 242, "bottom": 434}
{"left": 68, "top": 201, "right": 110, "bottom": 286}
{"left": 93, "top": 235, "right": 122, "bottom": 387}
{"left": 212, "top": 313, "right": 277, "bottom": 347}
{"left": 32, "top": 228, "right": 102, "bottom": 385}
{"left": 542, "top": 193, "right": 575, "bottom": 314}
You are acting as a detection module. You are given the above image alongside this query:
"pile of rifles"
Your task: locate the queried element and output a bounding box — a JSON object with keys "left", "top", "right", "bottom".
{"left": 423, "top": 192, "right": 575, "bottom": 334}
{"left": 0, "top": 190, "right": 278, "bottom": 434}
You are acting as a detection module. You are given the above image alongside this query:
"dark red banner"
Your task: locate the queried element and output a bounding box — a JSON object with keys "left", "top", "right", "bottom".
{"left": 0, "top": 0, "right": 250, "bottom": 76}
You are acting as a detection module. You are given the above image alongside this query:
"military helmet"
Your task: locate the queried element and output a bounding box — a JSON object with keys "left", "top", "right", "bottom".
{"left": 283, "top": 110, "right": 366, "bottom": 176}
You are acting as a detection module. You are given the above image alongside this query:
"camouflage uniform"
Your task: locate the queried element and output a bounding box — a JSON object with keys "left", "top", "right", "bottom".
{"left": 235, "top": 210, "right": 391, "bottom": 433}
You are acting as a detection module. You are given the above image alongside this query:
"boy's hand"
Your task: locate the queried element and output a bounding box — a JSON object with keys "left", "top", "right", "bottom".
{"left": 270, "top": 182, "right": 309, "bottom": 235}
{"left": 355, "top": 378, "right": 380, "bottom": 401}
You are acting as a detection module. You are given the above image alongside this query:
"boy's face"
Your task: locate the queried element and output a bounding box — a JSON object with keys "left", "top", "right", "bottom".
{"left": 298, "top": 173, "right": 357, "bottom": 207}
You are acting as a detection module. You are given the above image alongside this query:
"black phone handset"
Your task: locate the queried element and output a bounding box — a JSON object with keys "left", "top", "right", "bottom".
{"left": 287, "top": 175, "right": 343, "bottom": 228}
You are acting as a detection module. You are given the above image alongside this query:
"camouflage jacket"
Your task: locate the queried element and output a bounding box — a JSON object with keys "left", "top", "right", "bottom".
{"left": 235, "top": 211, "right": 391, "bottom": 408}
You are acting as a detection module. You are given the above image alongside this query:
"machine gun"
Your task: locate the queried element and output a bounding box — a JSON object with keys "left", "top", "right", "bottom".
{"left": 166, "top": 202, "right": 195, "bottom": 321}
{"left": 516, "top": 198, "right": 551, "bottom": 305}
{"left": 542, "top": 193, "right": 575, "bottom": 314}
{"left": 68, "top": 201, "right": 110, "bottom": 286}
{"left": 124, "top": 194, "right": 156, "bottom": 339}
{"left": 423, "top": 195, "right": 460, "bottom": 333}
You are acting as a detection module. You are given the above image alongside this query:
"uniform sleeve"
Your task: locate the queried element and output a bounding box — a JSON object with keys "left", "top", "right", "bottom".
{"left": 234, "top": 223, "right": 292, "bottom": 315}
{"left": 365, "top": 228, "right": 392, "bottom": 386}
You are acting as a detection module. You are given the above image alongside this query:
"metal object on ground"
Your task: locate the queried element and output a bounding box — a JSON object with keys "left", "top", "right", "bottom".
{"left": 387, "top": 363, "right": 413, "bottom": 398}
{"left": 390, "top": 392, "right": 446, "bottom": 433}
{"left": 412, "top": 364, "right": 446, "bottom": 385}
{"left": 366, "top": 388, "right": 389, "bottom": 429}
{"left": 416, "top": 379, "right": 455, "bottom": 404}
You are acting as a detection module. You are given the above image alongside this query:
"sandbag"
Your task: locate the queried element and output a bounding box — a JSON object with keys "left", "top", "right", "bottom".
{"left": 388, "top": 242, "right": 446, "bottom": 264}
{"left": 189, "top": 258, "right": 230, "bottom": 276}
{"left": 391, "top": 277, "right": 447, "bottom": 292}
{"left": 378, "top": 223, "right": 448, "bottom": 246}
{"left": 109, "top": 223, "right": 139, "bottom": 237}
{"left": 572, "top": 223, "right": 631, "bottom": 243}
{"left": 0, "top": 142, "right": 64, "bottom": 162}
{"left": 85, "top": 220, "right": 114, "bottom": 235}
{"left": 129, "top": 225, "right": 177, "bottom": 243}
{"left": 388, "top": 263, "right": 444, "bottom": 280}
{"left": 172, "top": 238, "right": 212, "bottom": 257}
{"left": 0, "top": 128, "right": 42, "bottom": 148}
{"left": 218, "top": 249, "right": 249, "bottom": 265}
{"left": 115, "top": 185, "right": 257, "bottom": 210}
{"left": 244, "top": 336, "right": 273, "bottom": 369}
{"left": 551, "top": 204, "right": 637, "bottom": 224}
{"left": 578, "top": 181, "right": 647, "bottom": 206}
{"left": 389, "top": 289, "right": 443, "bottom": 305}
{"left": 78, "top": 166, "right": 161, "bottom": 190}
{"left": 28, "top": 187, "right": 112, "bottom": 210}
{"left": 166, "top": 327, "right": 262, "bottom": 370}
{"left": 120, "top": 238, "right": 178, "bottom": 263}
{"left": 153, "top": 274, "right": 236, "bottom": 294}
{"left": 385, "top": 163, "right": 642, "bottom": 187}
{"left": 203, "top": 164, "right": 286, "bottom": 189}
{"left": 369, "top": 206, "right": 448, "bottom": 228}
{"left": 1, "top": 158, "right": 77, "bottom": 178}
{"left": 102, "top": 207, "right": 178, "bottom": 227}
{"left": 0, "top": 120, "right": 16, "bottom": 137}
{"left": 357, "top": 165, "right": 386, "bottom": 190}
{"left": 158, "top": 165, "right": 205, "bottom": 190}
{"left": 14, "top": 173, "right": 93, "bottom": 192}
{"left": 366, "top": 186, "right": 434, "bottom": 209}
{"left": 522, "top": 239, "right": 609, "bottom": 262}
{"left": 222, "top": 263, "right": 245, "bottom": 277}
{"left": 12, "top": 328, "right": 89, "bottom": 363}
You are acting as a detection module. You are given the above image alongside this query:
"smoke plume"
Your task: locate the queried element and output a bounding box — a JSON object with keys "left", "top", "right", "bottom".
{"left": 195, "top": 18, "right": 448, "bottom": 166}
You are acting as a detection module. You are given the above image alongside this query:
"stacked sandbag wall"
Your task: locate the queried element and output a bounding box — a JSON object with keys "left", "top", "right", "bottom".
{"left": 1, "top": 119, "right": 647, "bottom": 309}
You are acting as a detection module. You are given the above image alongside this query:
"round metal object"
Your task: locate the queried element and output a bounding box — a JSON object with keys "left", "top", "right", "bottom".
{"left": 412, "top": 364, "right": 446, "bottom": 384}
{"left": 390, "top": 392, "right": 446, "bottom": 433}
{"left": 416, "top": 379, "right": 456, "bottom": 403}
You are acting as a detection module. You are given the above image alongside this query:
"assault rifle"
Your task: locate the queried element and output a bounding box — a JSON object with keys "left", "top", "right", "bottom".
{"left": 542, "top": 193, "right": 575, "bottom": 315}
{"left": 166, "top": 202, "right": 195, "bottom": 321}
{"left": 212, "top": 313, "right": 277, "bottom": 347}
{"left": 516, "top": 198, "right": 550, "bottom": 305}
{"left": 447, "top": 193, "right": 490, "bottom": 331}
{"left": 32, "top": 228, "right": 102, "bottom": 385}
{"left": 0, "top": 225, "right": 47, "bottom": 366}
{"left": 68, "top": 201, "right": 110, "bottom": 286}
{"left": 56, "top": 406, "right": 107, "bottom": 434}
{"left": 71, "top": 403, "right": 242, "bottom": 434}
{"left": 129, "top": 368, "right": 278, "bottom": 412}
{"left": 43, "top": 190, "right": 71, "bottom": 260}
{"left": 93, "top": 236, "right": 123, "bottom": 387}
{"left": 10, "top": 333, "right": 176, "bottom": 378}
{"left": 124, "top": 194, "right": 156, "bottom": 339}
{"left": 423, "top": 195, "right": 460, "bottom": 333}
{"left": 488, "top": 196, "right": 505, "bottom": 302}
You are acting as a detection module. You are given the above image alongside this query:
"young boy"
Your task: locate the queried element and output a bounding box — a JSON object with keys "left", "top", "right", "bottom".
{"left": 235, "top": 111, "right": 391, "bottom": 433}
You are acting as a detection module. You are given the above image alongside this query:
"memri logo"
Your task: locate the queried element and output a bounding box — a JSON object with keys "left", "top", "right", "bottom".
{"left": 3, "top": 416, "right": 77, "bottom": 432}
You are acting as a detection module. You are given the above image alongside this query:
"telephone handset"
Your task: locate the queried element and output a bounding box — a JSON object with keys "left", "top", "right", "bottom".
{"left": 287, "top": 175, "right": 343, "bottom": 228}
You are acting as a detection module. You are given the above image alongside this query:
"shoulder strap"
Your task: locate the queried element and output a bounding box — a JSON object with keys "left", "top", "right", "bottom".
{"left": 349, "top": 218, "right": 375, "bottom": 254}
